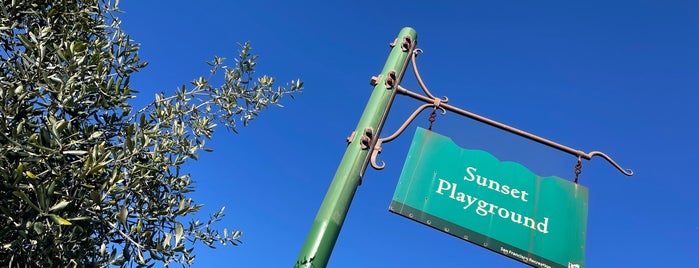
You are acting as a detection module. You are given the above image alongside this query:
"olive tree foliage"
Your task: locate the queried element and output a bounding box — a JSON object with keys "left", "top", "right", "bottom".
{"left": 0, "top": 0, "right": 302, "bottom": 267}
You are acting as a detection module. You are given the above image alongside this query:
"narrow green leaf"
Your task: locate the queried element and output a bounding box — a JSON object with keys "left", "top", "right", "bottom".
{"left": 25, "top": 171, "right": 39, "bottom": 179}
{"left": 140, "top": 113, "right": 146, "bottom": 126}
{"left": 117, "top": 206, "right": 128, "bottom": 224}
{"left": 49, "top": 200, "right": 71, "bottom": 212}
{"left": 163, "top": 233, "right": 172, "bottom": 248}
{"left": 137, "top": 249, "right": 145, "bottom": 263}
{"left": 17, "top": 34, "right": 33, "bottom": 50}
{"left": 231, "top": 230, "right": 242, "bottom": 239}
{"left": 67, "top": 216, "right": 90, "bottom": 221}
{"left": 136, "top": 220, "right": 142, "bottom": 233}
{"left": 63, "top": 150, "right": 87, "bottom": 155}
{"left": 12, "top": 191, "right": 40, "bottom": 211}
{"left": 89, "top": 131, "right": 104, "bottom": 140}
{"left": 174, "top": 222, "right": 183, "bottom": 246}
{"left": 49, "top": 214, "right": 72, "bottom": 225}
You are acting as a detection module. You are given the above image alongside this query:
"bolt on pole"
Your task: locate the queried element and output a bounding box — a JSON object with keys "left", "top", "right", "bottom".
{"left": 294, "top": 27, "right": 417, "bottom": 268}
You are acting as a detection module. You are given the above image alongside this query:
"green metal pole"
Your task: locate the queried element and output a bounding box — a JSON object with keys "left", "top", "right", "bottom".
{"left": 295, "top": 27, "right": 417, "bottom": 268}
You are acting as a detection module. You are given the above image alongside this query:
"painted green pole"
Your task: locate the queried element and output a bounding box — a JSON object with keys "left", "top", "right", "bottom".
{"left": 294, "top": 27, "right": 417, "bottom": 268}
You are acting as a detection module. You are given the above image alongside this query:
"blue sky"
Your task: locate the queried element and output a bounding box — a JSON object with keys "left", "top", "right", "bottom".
{"left": 119, "top": 1, "right": 697, "bottom": 267}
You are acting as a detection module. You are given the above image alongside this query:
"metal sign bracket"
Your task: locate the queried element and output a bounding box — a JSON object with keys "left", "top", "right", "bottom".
{"left": 371, "top": 48, "right": 634, "bottom": 177}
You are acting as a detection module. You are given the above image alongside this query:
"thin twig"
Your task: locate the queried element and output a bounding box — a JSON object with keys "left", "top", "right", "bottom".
{"left": 108, "top": 221, "right": 144, "bottom": 249}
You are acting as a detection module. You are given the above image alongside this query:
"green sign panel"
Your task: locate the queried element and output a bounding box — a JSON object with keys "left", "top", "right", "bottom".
{"left": 390, "top": 128, "right": 588, "bottom": 268}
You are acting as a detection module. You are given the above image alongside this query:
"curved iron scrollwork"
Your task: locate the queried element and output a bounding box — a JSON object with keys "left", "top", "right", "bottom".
{"left": 371, "top": 104, "right": 432, "bottom": 170}
{"left": 584, "top": 151, "right": 634, "bottom": 176}
{"left": 368, "top": 47, "right": 634, "bottom": 179}
{"left": 370, "top": 48, "right": 448, "bottom": 170}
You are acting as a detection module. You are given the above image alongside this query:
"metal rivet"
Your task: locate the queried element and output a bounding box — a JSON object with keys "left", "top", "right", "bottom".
{"left": 370, "top": 75, "right": 381, "bottom": 86}
{"left": 384, "top": 70, "right": 397, "bottom": 89}
{"left": 389, "top": 38, "right": 397, "bottom": 48}
{"left": 401, "top": 35, "right": 412, "bottom": 51}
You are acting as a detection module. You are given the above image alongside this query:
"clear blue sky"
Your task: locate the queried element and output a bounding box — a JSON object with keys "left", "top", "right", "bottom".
{"left": 119, "top": 1, "right": 697, "bottom": 267}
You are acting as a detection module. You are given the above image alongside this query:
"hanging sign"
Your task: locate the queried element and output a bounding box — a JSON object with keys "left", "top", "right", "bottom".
{"left": 390, "top": 127, "right": 588, "bottom": 268}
